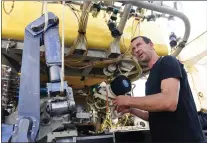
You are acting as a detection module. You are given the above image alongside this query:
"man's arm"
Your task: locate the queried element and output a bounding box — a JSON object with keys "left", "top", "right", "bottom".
{"left": 128, "top": 78, "right": 180, "bottom": 112}
{"left": 130, "top": 108, "right": 149, "bottom": 121}
{"left": 113, "top": 56, "right": 182, "bottom": 112}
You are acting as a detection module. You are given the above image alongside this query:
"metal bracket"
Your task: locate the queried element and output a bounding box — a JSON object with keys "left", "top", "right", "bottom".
{"left": 47, "top": 82, "right": 76, "bottom": 111}
{"left": 26, "top": 12, "right": 59, "bottom": 36}
{"left": 12, "top": 117, "right": 39, "bottom": 142}
{"left": 47, "top": 130, "right": 77, "bottom": 142}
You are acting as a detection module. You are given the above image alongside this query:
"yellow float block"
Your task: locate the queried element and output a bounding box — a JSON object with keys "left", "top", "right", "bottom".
{"left": 2, "top": 1, "right": 169, "bottom": 56}
{"left": 2, "top": 1, "right": 170, "bottom": 88}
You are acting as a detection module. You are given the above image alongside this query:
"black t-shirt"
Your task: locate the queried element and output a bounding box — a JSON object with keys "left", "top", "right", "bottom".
{"left": 145, "top": 55, "right": 205, "bottom": 142}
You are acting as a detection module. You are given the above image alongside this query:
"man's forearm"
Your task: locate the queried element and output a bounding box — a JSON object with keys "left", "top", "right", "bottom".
{"left": 128, "top": 93, "right": 176, "bottom": 112}
{"left": 130, "top": 108, "right": 149, "bottom": 121}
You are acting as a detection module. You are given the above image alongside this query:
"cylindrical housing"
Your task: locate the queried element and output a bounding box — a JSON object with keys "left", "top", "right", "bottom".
{"left": 49, "top": 65, "right": 60, "bottom": 82}
{"left": 46, "top": 100, "right": 69, "bottom": 116}
{"left": 110, "top": 75, "right": 132, "bottom": 96}
{"left": 169, "top": 32, "right": 177, "bottom": 48}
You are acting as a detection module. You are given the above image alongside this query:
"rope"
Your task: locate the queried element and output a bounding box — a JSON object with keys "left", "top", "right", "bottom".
{"left": 60, "top": 1, "right": 65, "bottom": 93}
{"left": 43, "top": 2, "right": 48, "bottom": 32}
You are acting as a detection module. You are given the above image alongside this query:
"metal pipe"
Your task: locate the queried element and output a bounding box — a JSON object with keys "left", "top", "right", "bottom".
{"left": 121, "top": 1, "right": 191, "bottom": 57}
{"left": 117, "top": 4, "right": 132, "bottom": 38}
{"left": 69, "top": 1, "right": 121, "bottom": 10}
{"left": 49, "top": 66, "right": 61, "bottom": 82}
{"left": 108, "top": 4, "right": 132, "bottom": 56}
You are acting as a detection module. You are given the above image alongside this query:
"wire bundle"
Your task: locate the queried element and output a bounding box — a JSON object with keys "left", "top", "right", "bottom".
{"left": 66, "top": 3, "right": 90, "bottom": 58}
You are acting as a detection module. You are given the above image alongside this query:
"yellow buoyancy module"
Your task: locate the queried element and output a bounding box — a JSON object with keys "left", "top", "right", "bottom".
{"left": 2, "top": 1, "right": 169, "bottom": 56}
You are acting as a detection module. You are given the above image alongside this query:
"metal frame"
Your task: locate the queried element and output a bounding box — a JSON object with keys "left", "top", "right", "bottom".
{"left": 47, "top": 130, "right": 77, "bottom": 142}
{"left": 2, "top": 39, "right": 138, "bottom": 78}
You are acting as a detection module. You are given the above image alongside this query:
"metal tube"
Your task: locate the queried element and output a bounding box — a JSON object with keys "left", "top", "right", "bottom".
{"left": 46, "top": 100, "right": 69, "bottom": 116}
{"left": 108, "top": 4, "right": 132, "bottom": 56}
{"left": 121, "top": 1, "right": 191, "bottom": 57}
{"left": 118, "top": 4, "right": 132, "bottom": 36}
{"left": 69, "top": 1, "right": 121, "bottom": 10}
{"left": 49, "top": 66, "right": 60, "bottom": 82}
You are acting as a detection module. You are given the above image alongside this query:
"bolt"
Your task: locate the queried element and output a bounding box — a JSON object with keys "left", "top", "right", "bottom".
{"left": 33, "top": 126, "right": 35, "bottom": 128}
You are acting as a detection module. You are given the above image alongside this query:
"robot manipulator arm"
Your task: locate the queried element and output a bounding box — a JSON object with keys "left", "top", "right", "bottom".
{"left": 10, "top": 12, "right": 75, "bottom": 142}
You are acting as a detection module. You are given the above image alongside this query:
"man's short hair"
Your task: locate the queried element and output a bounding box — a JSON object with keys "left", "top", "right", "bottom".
{"left": 131, "top": 36, "right": 152, "bottom": 44}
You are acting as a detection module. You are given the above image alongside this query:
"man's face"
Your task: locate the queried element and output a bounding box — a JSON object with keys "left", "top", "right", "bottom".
{"left": 131, "top": 37, "right": 154, "bottom": 62}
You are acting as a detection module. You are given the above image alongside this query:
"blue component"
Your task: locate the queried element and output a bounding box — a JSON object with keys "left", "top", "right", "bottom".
{"left": 12, "top": 12, "right": 61, "bottom": 142}
{"left": 16, "top": 87, "right": 48, "bottom": 95}
{"left": 11, "top": 12, "right": 74, "bottom": 142}
{"left": 44, "top": 27, "right": 62, "bottom": 65}
{"left": 47, "top": 82, "right": 68, "bottom": 93}
{"left": 13, "top": 26, "right": 41, "bottom": 142}
{"left": 110, "top": 75, "right": 131, "bottom": 96}
{"left": 2, "top": 124, "right": 13, "bottom": 142}
{"left": 26, "top": 12, "right": 58, "bottom": 36}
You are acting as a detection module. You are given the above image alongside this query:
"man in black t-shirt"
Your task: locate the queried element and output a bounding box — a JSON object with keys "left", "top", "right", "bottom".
{"left": 113, "top": 36, "right": 205, "bottom": 142}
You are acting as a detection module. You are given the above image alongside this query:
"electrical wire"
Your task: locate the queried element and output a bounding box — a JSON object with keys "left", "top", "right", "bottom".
{"left": 106, "top": 87, "right": 109, "bottom": 112}
{"left": 131, "top": 18, "right": 135, "bottom": 39}
{"left": 132, "top": 21, "right": 140, "bottom": 38}
{"left": 65, "top": 3, "right": 91, "bottom": 63}
{"left": 131, "top": 83, "right": 136, "bottom": 97}
{"left": 65, "top": 36, "right": 131, "bottom": 69}
{"left": 95, "top": 102, "right": 106, "bottom": 110}
{"left": 123, "top": 114, "right": 129, "bottom": 126}
{"left": 3, "top": 1, "right": 14, "bottom": 15}
{"left": 66, "top": 4, "right": 80, "bottom": 23}
{"left": 63, "top": 7, "right": 142, "bottom": 79}
{"left": 130, "top": 56, "right": 143, "bottom": 81}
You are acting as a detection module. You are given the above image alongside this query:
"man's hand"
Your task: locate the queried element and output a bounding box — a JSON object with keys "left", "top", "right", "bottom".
{"left": 116, "top": 106, "right": 131, "bottom": 114}
{"left": 116, "top": 106, "right": 149, "bottom": 121}
{"left": 113, "top": 95, "right": 131, "bottom": 106}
